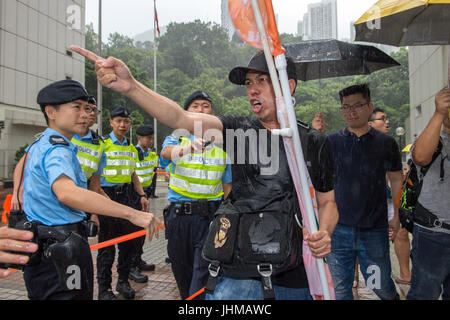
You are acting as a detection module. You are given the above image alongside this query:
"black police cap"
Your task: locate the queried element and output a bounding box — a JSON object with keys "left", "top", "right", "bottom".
{"left": 37, "top": 80, "right": 91, "bottom": 110}
{"left": 110, "top": 106, "right": 131, "bottom": 119}
{"left": 228, "top": 51, "right": 297, "bottom": 85}
{"left": 136, "top": 125, "right": 154, "bottom": 136}
{"left": 184, "top": 90, "right": 212, "bottom": 110}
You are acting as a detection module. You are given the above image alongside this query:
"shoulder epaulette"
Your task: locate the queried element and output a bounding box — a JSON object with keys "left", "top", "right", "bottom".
{"left": 102, "top": 134, "right": 111, "bottom": 141}
{"left": 49, "top": 135, "right": 70, "bottom": 146}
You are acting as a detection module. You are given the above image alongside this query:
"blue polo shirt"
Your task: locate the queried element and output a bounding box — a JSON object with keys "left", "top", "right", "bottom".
{"left": 160, "top": 134, "right": 232, "bottom": 202}
{"left": 328, "top": 127, "right": 402, "bottom": 229}
{"left": 23, "top": 128, "right": 87, "bottom": 226}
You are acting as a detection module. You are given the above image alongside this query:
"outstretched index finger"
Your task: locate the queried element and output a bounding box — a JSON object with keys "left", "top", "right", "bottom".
{"left": 69, "top": 45, "right": 104, "bottom": 64}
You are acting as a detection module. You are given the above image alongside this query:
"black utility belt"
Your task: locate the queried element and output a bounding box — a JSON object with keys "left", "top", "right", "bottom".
{"left": 103, "top": 184, "right": 130, "bottom": 195}
{"left": 37, "top": 220, "right": 98, "bottom": 240}
{"left": 415, "top": 203, "right": 450, "bottom": 231}
{"left": 170, "top": 201, "right": 221, "bottom": 216}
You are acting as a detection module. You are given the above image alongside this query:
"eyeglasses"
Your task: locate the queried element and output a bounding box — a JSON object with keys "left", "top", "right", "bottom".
{"left": 371, "top": 116, "right": 389, "bottom": 122}
{"left": 341, "top": 102, "right": 369, "bottom": 112}
{"left": 85, "top": 105, "right": 101, "bottom": 114}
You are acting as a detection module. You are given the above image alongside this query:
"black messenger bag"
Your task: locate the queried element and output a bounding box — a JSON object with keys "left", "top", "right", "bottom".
{"left": 202, "top": 191, "right": 302, "bottom": 300}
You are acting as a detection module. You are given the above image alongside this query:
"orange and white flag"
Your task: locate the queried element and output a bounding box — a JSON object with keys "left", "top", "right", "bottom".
{"left": 228, "top": 0, "right": 285, "bottom": 57}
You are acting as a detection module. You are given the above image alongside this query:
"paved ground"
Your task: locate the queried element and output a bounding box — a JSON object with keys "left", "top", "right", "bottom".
{"left": 0, "top": 181, "right": 411, "bottom": 300}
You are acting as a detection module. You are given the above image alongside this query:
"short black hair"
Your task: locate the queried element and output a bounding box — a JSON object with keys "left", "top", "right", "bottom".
{"left": 369, "top": 107, "right": 386, "bottom": 121}
{"left": 339, "top": 84, "right": 371, "bottom": 103}
{"left": 41, "top": 104, "right": 60, "bottom": 125}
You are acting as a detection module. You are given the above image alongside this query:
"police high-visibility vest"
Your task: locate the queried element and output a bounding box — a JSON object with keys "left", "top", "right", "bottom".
{"left": 102, "top": 137, "right": 138, "bottom": 184}
{"left": 136, "top": 148, "right": 159, "bottom": 188}
{"left": 169, "top": 137, "right": 227, "bottom": 199}
{"left": 71, "top": 135, "right": 105, "bottom": 180}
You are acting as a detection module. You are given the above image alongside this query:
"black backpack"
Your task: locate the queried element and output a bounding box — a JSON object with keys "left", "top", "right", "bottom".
{"left": 398, "top": 139, "right": 445, "bottom": 232}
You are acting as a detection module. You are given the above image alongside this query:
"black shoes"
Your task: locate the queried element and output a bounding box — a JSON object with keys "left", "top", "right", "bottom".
{"left": 138, "top": 259, "right": 156, "bottom": 272}
{"left": 116, "top": 280, "right": 136, "bottom": 300}
{"left": 98, "top": 289, "right": 117, "bottom": 300}
{"left": 129, "top": 267, "right": 149, "bottom": 283}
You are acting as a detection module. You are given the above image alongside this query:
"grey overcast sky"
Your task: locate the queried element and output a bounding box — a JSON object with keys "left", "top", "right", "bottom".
{"left": 86, "top": 0, "right": 378, "bottom": 41}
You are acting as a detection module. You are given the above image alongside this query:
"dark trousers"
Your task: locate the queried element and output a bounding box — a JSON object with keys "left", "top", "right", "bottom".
{"left": 166, "top": 201, "right": 220, "bottom": 300}
{"left": 148, "top": 173, "right": 157, "bottom": 196}
{"left": 97, "top": 186, "right": 141, "bottom": 292}
{"left": 23, "top": 235, "right": 93, "bottom": 300}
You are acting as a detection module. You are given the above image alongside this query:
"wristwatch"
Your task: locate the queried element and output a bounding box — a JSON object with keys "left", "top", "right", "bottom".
{"left": 138, "top": 194, "right": 148, "bottom": 199}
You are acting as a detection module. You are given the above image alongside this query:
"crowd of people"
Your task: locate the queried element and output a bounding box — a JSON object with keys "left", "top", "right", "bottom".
{"left": 0, "top": 44, "right": 448, "bottom": 301}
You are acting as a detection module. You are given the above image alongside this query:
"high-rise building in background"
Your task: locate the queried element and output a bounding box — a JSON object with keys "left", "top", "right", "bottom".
{"left": 302, "top": 0, "right": 338, "bottom": 40}
{"left": 0, "top": 0, "right": 86, "bottom": 179}
{"left": 221, "top": 0, "right": 235, "bottom": 40}
{"left": 297, "top": 21, "right": 303, "bottom": 37}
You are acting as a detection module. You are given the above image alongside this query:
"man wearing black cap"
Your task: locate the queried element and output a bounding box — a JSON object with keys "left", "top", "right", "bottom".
{"left": 128, "top": 124, "right": 159, "bottom": 282}
{"left": 97, "top": 106, "right": 150, "bottom": 300}
{"left": 5, "top": 79, "right": 161, "bottom": 300}
{"left": 72, "top": 46, "right": 338, "bottom": 300}
{"left": 159, "top": 90, "right": 232, "bottom": 300}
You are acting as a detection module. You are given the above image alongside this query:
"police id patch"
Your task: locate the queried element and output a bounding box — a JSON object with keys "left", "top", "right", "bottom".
{"left": 49, "top": 135, "right": 69, "bottom": 146}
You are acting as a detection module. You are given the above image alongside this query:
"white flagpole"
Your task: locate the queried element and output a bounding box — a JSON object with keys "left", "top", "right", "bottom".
{"left": 250, "top": 0, "right": 331, "bottom": 300}
{"left": 97, "top": 0, "right": 103, "bottom": 136}
{"left": 153, "top": 0, "right": 158, "bottom": 154}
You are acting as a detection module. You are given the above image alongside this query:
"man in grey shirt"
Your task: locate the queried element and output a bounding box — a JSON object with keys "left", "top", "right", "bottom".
{"left": 407, "top": 88, "right": 450, "bottom": 300}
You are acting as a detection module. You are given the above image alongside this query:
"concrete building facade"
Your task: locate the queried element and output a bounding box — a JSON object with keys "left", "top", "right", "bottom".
{"left": 0, "top": 0, "right": 86, "bottom": 180}
{"left": 408, "top": 45, "right": 449, "bottom": 143}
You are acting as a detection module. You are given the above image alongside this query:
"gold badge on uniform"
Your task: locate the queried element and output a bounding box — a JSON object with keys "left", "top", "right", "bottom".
{"left": 214, "top": 217, "right": 231, "bottom": 248}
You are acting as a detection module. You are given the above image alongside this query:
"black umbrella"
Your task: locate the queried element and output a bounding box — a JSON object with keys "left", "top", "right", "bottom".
{"left": 284, "top": 39, "right": 400, "bottom": 81}
{"left": 284, "top": 39, "right": 400, "bottom": 111}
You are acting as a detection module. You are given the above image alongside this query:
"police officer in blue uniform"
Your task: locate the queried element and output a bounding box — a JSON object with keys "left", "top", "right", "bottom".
{"left": 97, "top": 107, "right": 150, "bottom": 300}
{"left": 160, "top": 91, "right": 232, "bottom": 300}
{"left": 15, "top": 80, "right": 161, "bottom": 300}
{"left": 128, "top": 124, "right": 158, "bottom": 281}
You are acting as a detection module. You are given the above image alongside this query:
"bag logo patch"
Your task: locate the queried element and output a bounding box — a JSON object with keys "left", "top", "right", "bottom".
{"left": 214, "top": 217, "right": 231, "bottom": 248}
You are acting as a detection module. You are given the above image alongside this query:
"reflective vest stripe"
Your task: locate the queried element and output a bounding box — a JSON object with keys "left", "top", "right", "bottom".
{"left": 138, "top": 175, "right": 154, "bottom": 184}
{"left": 106, "top": 151, "right": 137, "bottom": 158}
{"left": 75, "top": 145, "right": 101, "bottom": 158}
{"left": 169, "top": 176, "right": 224, "bottom": 195}
{"left": 135, "top": 167, "right": 155, "bottom": 175}
{"left": 174, "top": 166, "right": 224, "bottom": 181}
{"left": 106, "top": 159, "right": 136, "bottom": 167}
{"left": 71, "top": 137, "right": 104, "bottom": 180}
{"left": 77, "top": 157, "right": 99, "bottom": 173}
{"left": 135, "top": 150, "right": 158, "bottom": 188}
{"left": 136, "top": 160, "right": 158, "bottom": 168}
{"left": 103, "top": 169, "right": 133, "bottom": 176}
{"left": 168, "top": 137, "right": 227, "bottom": 199}
{"left": 102, "top": 138, "right": 138, "bottom": 184}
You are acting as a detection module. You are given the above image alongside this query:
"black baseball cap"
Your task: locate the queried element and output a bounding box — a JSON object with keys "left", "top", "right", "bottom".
{"left": 184, "top": 90, "right": 213, "bottom": 110}
{"left": 110, "top": 106, "right": 131, "bottom": 119}
{"left": 228, "top": 51, "right": 297, "bottom": 85}
{"left": 37, "top": 79, "right": 91, "bottom": 110}
{"left": 136, "top": 125, "right": 154, "bottom": 136}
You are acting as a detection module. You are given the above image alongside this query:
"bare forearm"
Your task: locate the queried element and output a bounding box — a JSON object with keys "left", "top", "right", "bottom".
{"left": 318, "top": 200, "right": 338, "bottom": 236}
{"left": 55, "top": 183, "right": 133, "bottom": 220}
{"left": 126, "top": 80, "right": 189, "bottom": 130}
{"left": 413, "top": 112, "right": 445, "bottom": 165}
{"left": 132, "top": 172, "right": 145, "bottom": 195}
{"left": 223, "top": 183, "right": 232, "bottom": 200}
